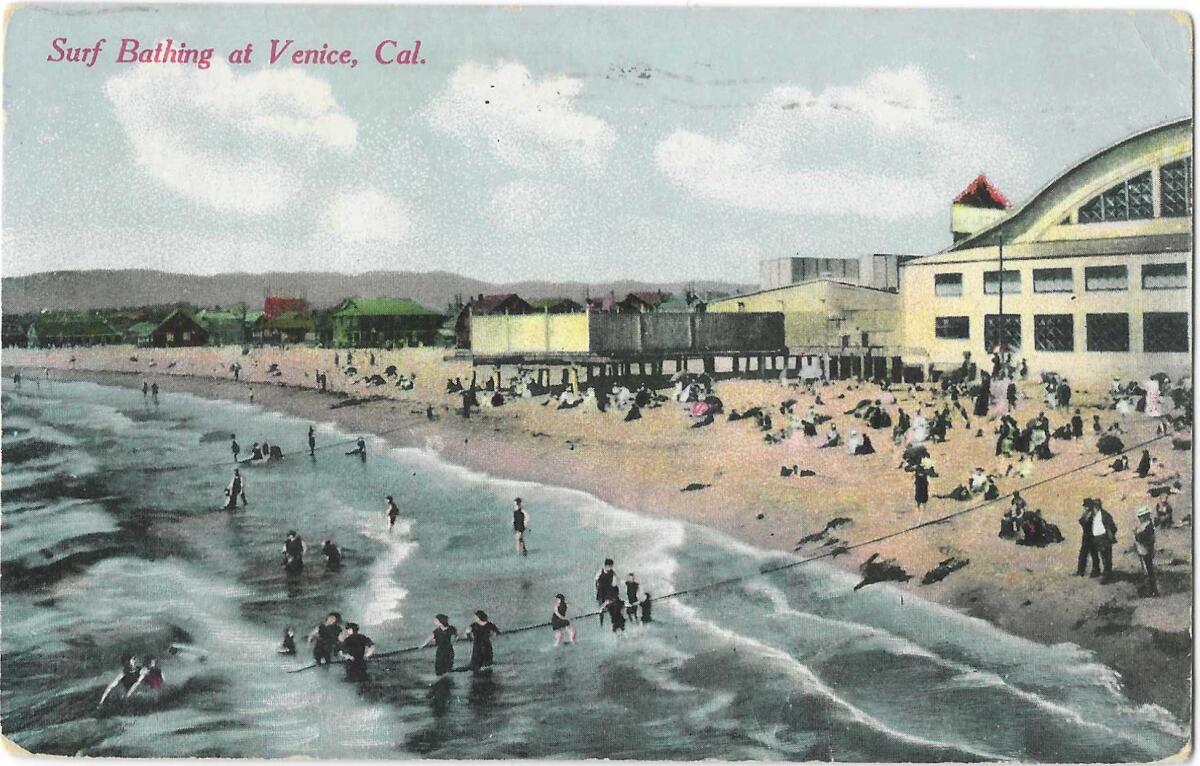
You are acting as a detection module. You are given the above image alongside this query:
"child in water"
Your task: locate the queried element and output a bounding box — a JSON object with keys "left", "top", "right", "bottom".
{"left": 278, "top": 627, "right": 297, "bottom": 655}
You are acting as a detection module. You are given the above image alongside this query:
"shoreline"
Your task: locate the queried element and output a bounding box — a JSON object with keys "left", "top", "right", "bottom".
{"left": 2, "top": 348, "right": 1192, "bottom": 724}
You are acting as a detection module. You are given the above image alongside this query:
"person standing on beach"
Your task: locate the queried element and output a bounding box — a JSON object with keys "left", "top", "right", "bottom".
{"left": 142, "top": 381, "right": 148, "bottom": 398}
{"left": 386, "top": 495, "right": 401, "bottom": 529}
{"left": 151, "top": 383, "right": 159, "bottom": 403}
{"left": 231, "top": 435, "right": 240, "bottom": 463}
{"left": 913, "top": 468, "right": 929, "bottom": 514}
{"left": 224, "top": 469, "right": 245, "bottom": 509}
{"left": 419, "top": 615, "right": 458, "bottom": 675}
{"left": 512, "top": 498, "right": 530, "bottom": 557}
{"left": 466, "top": 611, "right": 501, "bottom": 671}
{"left": 248, "top": 387, "right": 254, "bottom": 404}
{"left": 1134, "top": 507, "right": 1158, "bottom": 597}
{"left": 595, "top": 559, "right": 617, "bottom": 626}
{"left": 12, "top": 371, "right": 20, "bottom": 388}
{"left": 308, "top": 426, "right": 316, "bottom": 457}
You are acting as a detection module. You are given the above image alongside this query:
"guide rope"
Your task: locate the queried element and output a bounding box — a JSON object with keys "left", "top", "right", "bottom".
{"left": 289, "top": 430, "right": 1174, "bottom": 672}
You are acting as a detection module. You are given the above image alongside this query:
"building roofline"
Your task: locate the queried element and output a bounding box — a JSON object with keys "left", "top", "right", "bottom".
{"left": 708, "top": 278, "right": 898, "bottom": 304}
{"left": 948, "top": 117, "right": 1192, "bottom": 252}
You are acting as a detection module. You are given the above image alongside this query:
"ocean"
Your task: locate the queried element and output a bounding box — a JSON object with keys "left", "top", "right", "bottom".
{"left": 0, "top": 379, "right": 1187, "bottom": 760}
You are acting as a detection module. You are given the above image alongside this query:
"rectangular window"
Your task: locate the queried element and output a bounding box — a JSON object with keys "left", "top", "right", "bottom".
{"left": 1034, "top": 314, "right": 1074, "bottom": 351}
{"left": 983, "top": 270, "right": 1021, "bottom": 295}
{"left": 1144, "top": 312, "right": 1189, "bottom": 353}
{"left": 934, "top": 273, "right": 963, "bottom": 297}
{"left": 984, "top": 314, "right": 1021, "bottom": 351}
{"left": 1086, "top": 313, "right": 1129, "bottom": 352}
{"left": 935, "top": 316, "right": 970, "bottom": 339}
{"left": 1084, "top": 265, "right": 1128, "bottom": 291}
{"left": 1033, "top": 267, "right": 1073, "bottom": 293}
{"left": 1141, "top": 263, "right": 1188, "bottom": 290}
{"left": 1161, "top": 157, "right": 1192, "bottom": 218}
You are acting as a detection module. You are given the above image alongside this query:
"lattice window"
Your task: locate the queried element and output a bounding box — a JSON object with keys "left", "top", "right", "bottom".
{"left": 984, "top": 314, "right": 1021, "bottom": 352}
{"left": 1161, "top": 157, "right": 1192, "bottom": 218}
{"left": 1034, "top": 314, "right": 1074, "bottom": 351}
{"left": 1033, "top": 268, "right": 1073, "bottom": 293}
{"left": 1085, "top": 313, "right": 1129, "bottom": 352}
{"left": 983, "top": 270, "right": 1021, "bottom": 295}
{"left": 934, "top": 273, "right": 963, "bottom": 297}
{"left": 1144, "top": 312, "right": 1189, "bottom": 353}
{"left": 935, "top": 316, "right": 970, "bottom": 339}
{"left": 1078, "top": 171, "right": 1154, "bottom": 222}
{"left": 1084, "top": 265, "right": 1127, "bottom": 291}
{"left": 1142, "top": 262, "right": 1188, "bottom": 290}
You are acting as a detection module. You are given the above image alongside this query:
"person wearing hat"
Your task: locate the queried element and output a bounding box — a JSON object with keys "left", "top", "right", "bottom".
{"left": 1134, "top": 507, "right": 1159, "bottom": 597}
{"left": 1078, "top": 499, "right": 1118, "bottom": 582}
{"left": 339, "top": 622, "right": 375, "bottom": 680}
{"left": 385, "top": 495, "right": 401, "bottom": 530}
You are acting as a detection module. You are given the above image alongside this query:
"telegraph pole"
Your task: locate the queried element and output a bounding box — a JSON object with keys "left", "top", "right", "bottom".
{"left": 996, "top": 231, "right": 1005, "bottom": 354}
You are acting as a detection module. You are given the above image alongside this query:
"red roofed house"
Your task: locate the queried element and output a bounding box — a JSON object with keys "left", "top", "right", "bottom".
{"left": 617, "top": 290, "right": 673, "bottom": 313}
{"left": 453, "top": 293, "right": 534, "bottom": 348}
{"left": 264, "top": 296, "right": 308, "bottom": 322}
{"left": 951, "top": 174, "right": 1012, "bottom": 243}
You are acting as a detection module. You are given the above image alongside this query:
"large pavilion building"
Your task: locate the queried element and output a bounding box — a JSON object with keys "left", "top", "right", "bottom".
{"left": 899, "top": 118, "right": 1192, "bottom": 384}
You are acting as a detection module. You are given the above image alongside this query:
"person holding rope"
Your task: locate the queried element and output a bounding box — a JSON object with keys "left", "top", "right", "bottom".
{"left": 419, "top": 615, "right": 458, "bottom": 675}
{"left": 465, "top": 611, "right": 501, "bottom": 672}
{"left": 551, "top": 594, "right": 576, "bottom": 646}
{"left": 595, "top": 559, "right": 618, "bottom": 626}
{"left": 308, "top": 612, "right": 343, "bottom": 667}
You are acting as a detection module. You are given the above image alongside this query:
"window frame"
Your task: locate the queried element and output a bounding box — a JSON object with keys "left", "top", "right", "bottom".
{"left": 934, "top": 272, "right": 964, "bottom": 298}
{"left": 1032, "top": 267, "right": 1074, "bottom": 294}
{"left": 1141, "top": 262, "right": 1188, "bottom": 290}
{"left": 1085, "top": 313, "right": 1130, "bottom": 353}
{"left": 983, "top": 270, "right": 1022, "bottom": 296}
{"left": 934, "top": 316, "right": 970, "bottom": 340}
{"left": 1143, "top": 312, "right": 1189, "bottom": 353}
{"left": 1033, "top": 314, "right": 1074, "bottom": 352}
{"left": 1084, "top": 265, "right": 1129, "bottom": 292}
{"left": 983, "top": 314, "right": 1022, "bottom": 352}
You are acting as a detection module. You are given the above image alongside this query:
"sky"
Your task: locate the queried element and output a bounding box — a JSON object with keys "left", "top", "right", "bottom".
{"left": 2, "top": 6, "right": 1192, "bottom": 283}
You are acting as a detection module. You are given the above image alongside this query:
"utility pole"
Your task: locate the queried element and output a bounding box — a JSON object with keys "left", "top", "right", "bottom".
{"left": 995, "top": 231, "right": 1005, "bottom": 354}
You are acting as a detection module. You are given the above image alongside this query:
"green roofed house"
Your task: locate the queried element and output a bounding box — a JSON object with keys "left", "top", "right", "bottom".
{"left": 330, "top": 297, "right": 444, "bottom": 348}
{"left": 27, "top": 313, "right": 121, "bottom": 347}
{"left": 125, "top": 321, "right": 158, "bottom": 347}
{"left": 196, "top": 308, "right": 265, "bottom": 346}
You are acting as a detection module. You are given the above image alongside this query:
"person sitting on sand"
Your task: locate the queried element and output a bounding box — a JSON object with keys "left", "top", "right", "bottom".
{"left": 250, "top": 442, "right": 264, "bottom": 461}
{"left": 818, "top": 424, "right": 840, "bottom": 448}
{"left": 968, "top": 467, "right": 989, "bottom": 495}
{"left": 346, "top": 437, "right": 367, "bottom": 459}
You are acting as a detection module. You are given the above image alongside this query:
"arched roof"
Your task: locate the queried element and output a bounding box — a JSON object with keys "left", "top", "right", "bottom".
{"left": 949, "top": 118, "right": 1192, "bottom": 251}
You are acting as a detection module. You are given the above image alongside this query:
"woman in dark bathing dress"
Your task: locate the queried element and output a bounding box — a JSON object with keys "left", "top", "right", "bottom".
{"left": 466, "top": 611, "right": 501, "bottom": 671}
{"left": 420, "top": 615, "right": 458, "bottom": 676}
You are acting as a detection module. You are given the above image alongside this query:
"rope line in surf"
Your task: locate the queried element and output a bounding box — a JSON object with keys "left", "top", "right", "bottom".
{"left": 289, "top": 430, "right": 1175, "bottom": 672}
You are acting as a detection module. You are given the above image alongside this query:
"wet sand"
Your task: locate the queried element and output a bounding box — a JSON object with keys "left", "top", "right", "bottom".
{"left": 4, "top": 346, "right": 1192, "bottom": 722}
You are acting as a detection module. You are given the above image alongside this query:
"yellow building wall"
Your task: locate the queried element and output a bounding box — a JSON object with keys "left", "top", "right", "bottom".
{"left": 470, "top": 313, "right": 589, "bottom": 355}
{"left": 709, "top": 281, "right": 900, "bottom": 348}
{"left": 900, "top": 248, "right": 1190, "bottom": 383}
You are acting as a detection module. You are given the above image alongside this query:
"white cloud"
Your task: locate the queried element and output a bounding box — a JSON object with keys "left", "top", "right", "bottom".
{"left": 655, "top": 67, "right": 1023, "bottom": 219}
{"left": 105, "top": 60, "right": 357, "bottom": 214}
{"left": 324, "top": 189, "right": 412, "bottom": 244}
{"left": 426, "top": 61, "right": 616, "bottom": 175}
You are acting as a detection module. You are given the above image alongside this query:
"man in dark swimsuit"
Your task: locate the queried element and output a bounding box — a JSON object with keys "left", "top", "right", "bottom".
{"left": 283, "top": 531, "right": 306, "bottom": 573}
{"left": 322, "top": 539, "right": 342, "bottom": 571}
{"left": 308, "top": 426, "right": 316, "bottom": 457}
{"left": 386, "top": 496, "right": 401, "bottom": 529}
{"left": 595, "top": 559, "right": 617, "bottom": 626}
{"left": 512, "top": 498, "right": 529, "bottom": 557}
{"left": 308, "top": 612, "right": 342, "bottom": 666}
{"left": 99, "top": 656, "right": 142, "bottom": 707}
{"left": 624, "top": 573, "right": 640, "bottom": 623}
{"left": 231, "top": 435, "right": 240, "bottom": 462}
{"left": 339, "top": 622, "right": 374, "bottom": 680}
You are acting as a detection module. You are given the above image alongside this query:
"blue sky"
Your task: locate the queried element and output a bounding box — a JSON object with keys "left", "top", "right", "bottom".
{"left": 2, "top": 6, "right": 1192, "bottom": 282}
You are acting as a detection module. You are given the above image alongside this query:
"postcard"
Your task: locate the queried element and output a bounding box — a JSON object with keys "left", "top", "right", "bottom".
{"left": 0, "top": 4, "right": 1193, "bottom": 761}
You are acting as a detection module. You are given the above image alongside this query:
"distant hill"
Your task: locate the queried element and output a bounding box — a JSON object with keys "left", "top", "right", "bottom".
{"left": 1, "top": 270, "right": 755, "bottom": 315}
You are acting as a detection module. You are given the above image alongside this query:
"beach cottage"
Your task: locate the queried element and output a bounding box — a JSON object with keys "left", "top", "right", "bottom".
{"left": 453, "top": 293, "right": 534, "bottom": 348}
{"left": 27, "top": 313, "right": 121, "bottom": 347}
{"left": 331, "top": 297, "right": 443, "bottom": 348}
{"left": 149, "top": 309, "right": 209, "bottom": 348}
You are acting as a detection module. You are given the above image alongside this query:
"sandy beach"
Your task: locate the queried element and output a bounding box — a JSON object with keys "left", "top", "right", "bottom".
{"left": 4, "top": 345, "right": 1192, "bottom": 722}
